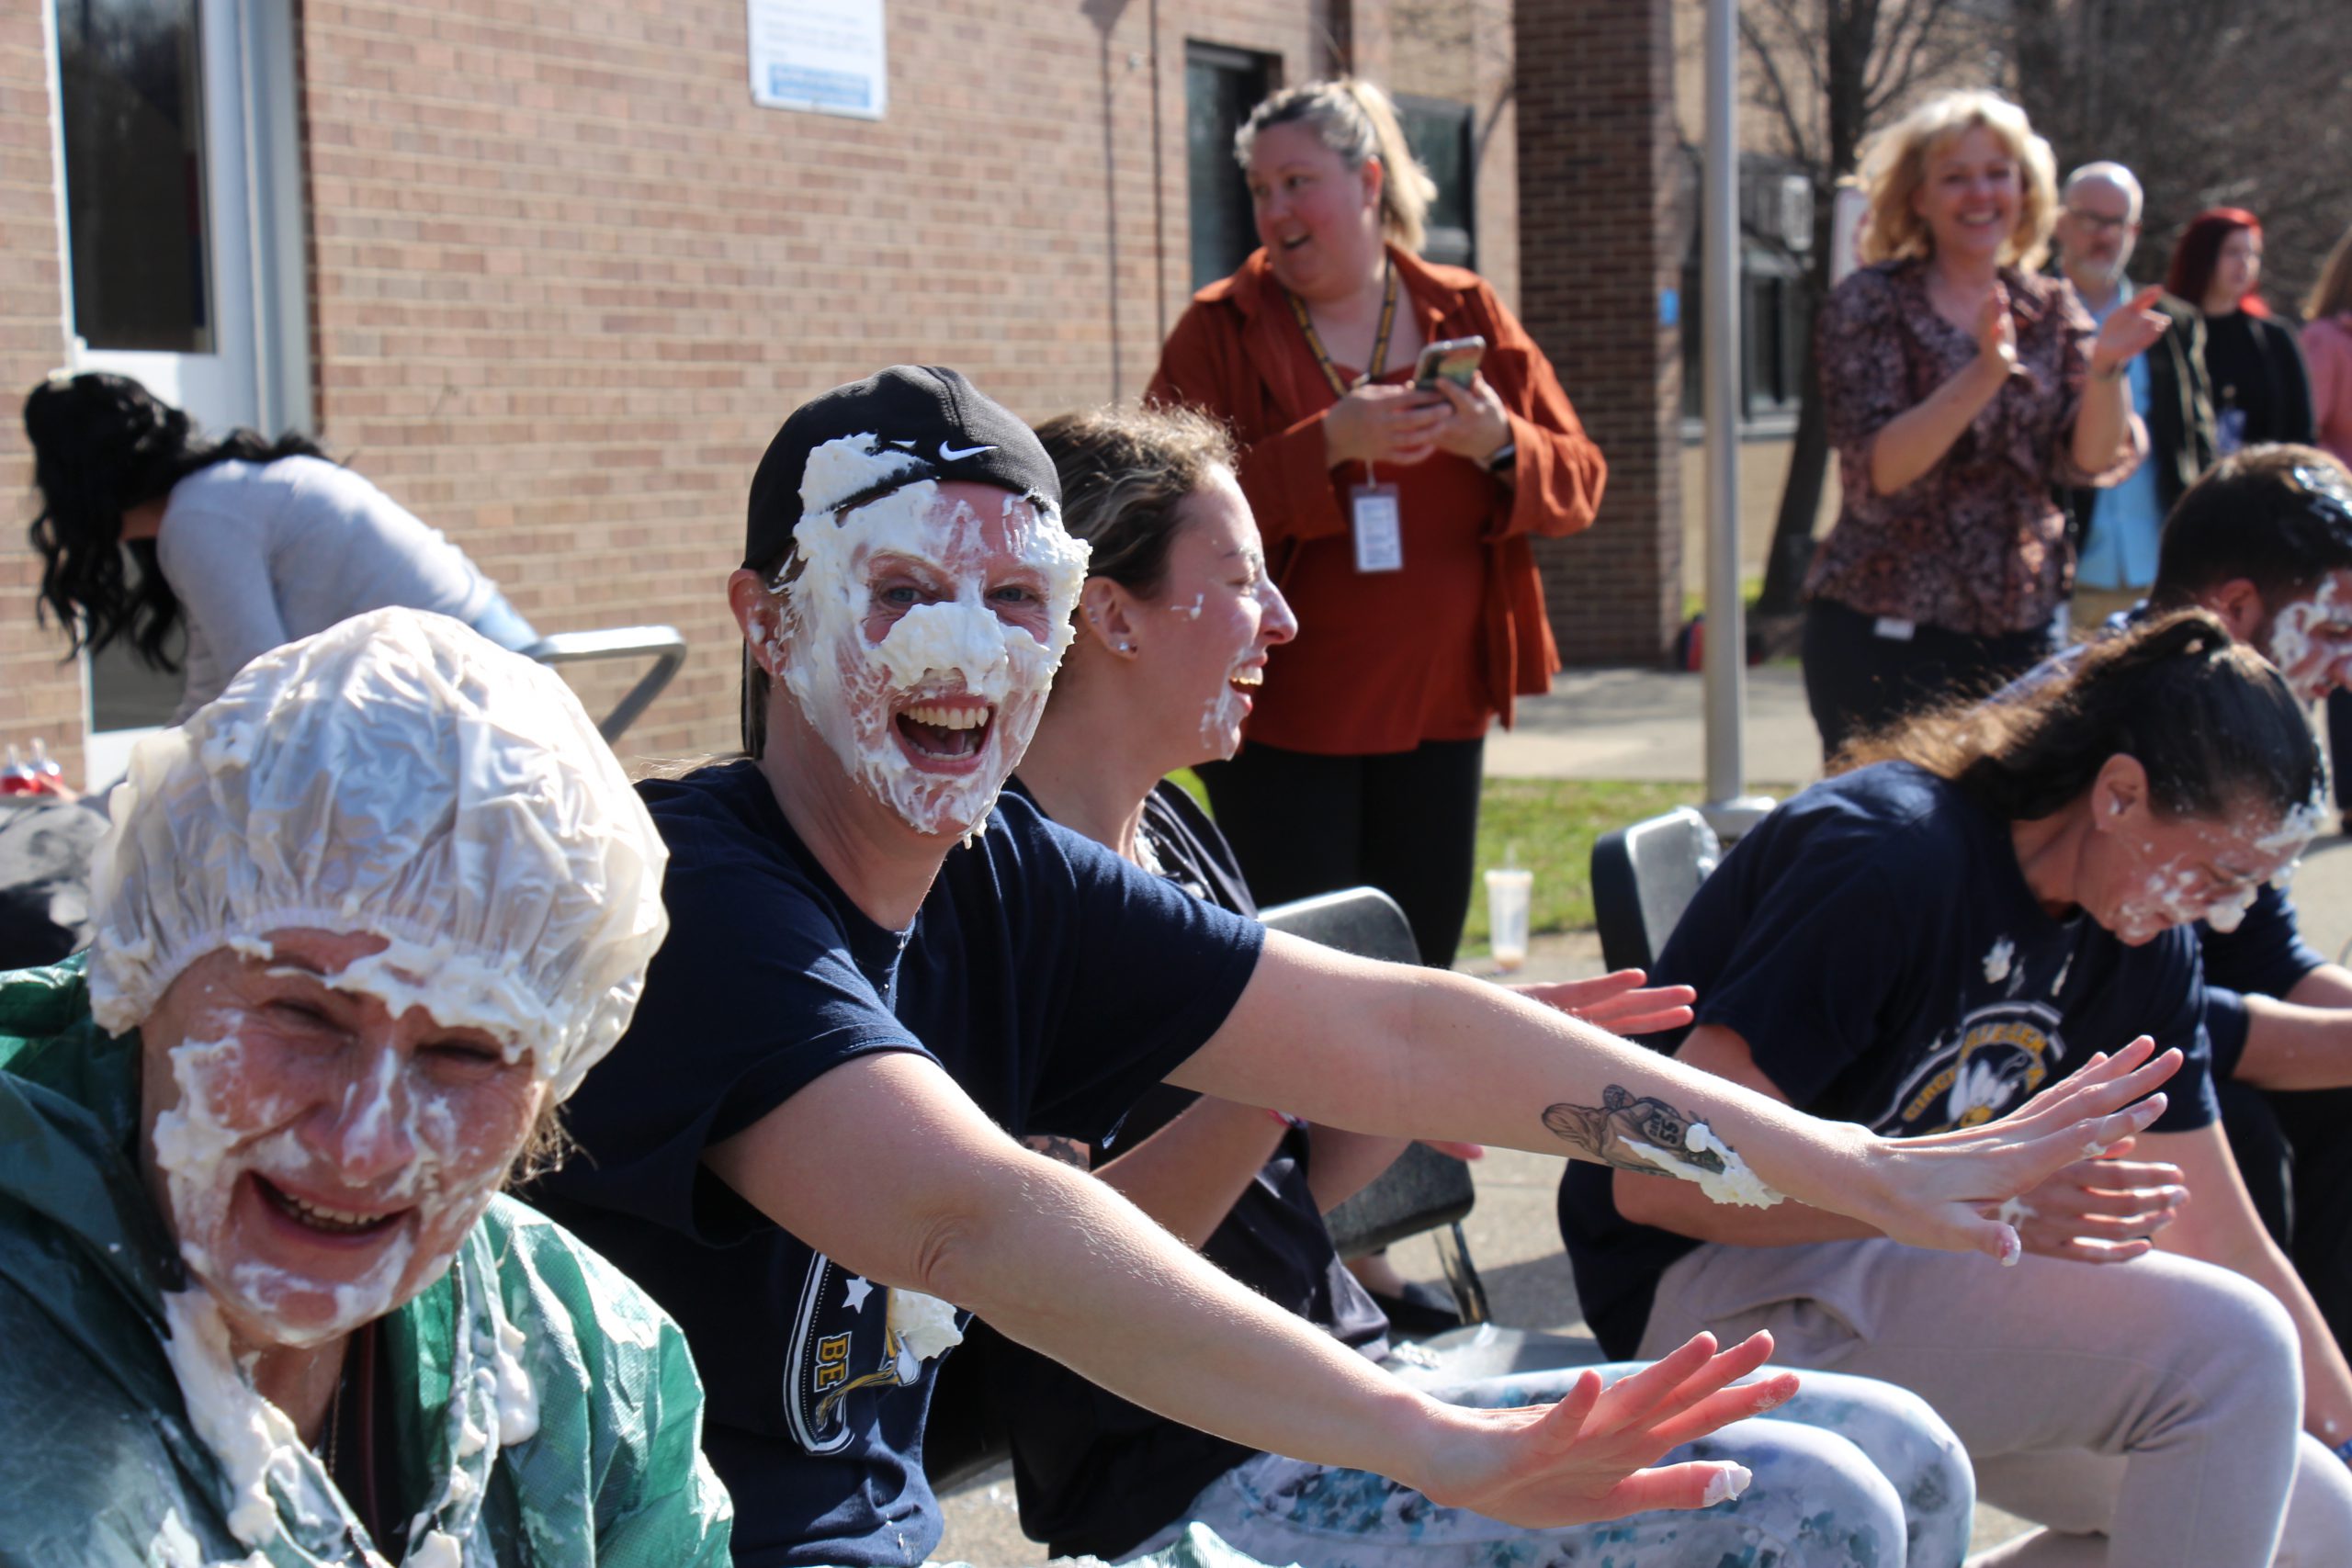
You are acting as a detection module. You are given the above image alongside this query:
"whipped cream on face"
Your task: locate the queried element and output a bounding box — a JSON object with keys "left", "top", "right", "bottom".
{"left": 2256, "top": 798, "right": 2324, "bottom": 864}
{"left": 2113, "top": 795, "right": 2317, "bottom": 938}
{"left": 152, "top": 958, "right": 529, "bottom": 1351}
{"left": 1202, "top": 650, "right": 1261, "bottom": 754}
{"left": 776, "top": 445, "right": 1089, "bottom": 837}
{"left": 2264, "top": 574, "right": 2352, "bottom": 702}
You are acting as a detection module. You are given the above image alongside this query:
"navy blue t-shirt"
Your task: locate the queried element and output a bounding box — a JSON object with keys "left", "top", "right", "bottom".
{"left": 1559, "top": 762, "right": 2219, "bottom": 1359}
{"left": 531, "top": 761, "right": 1266, "bottom": 1568}
{"left": 2199, "top": 879, "right": 2327, "bottom": 1077}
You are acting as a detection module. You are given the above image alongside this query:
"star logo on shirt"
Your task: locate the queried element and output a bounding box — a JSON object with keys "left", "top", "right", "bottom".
{"left": 842, "top": 1275, "right": 875, "bottom": 1312}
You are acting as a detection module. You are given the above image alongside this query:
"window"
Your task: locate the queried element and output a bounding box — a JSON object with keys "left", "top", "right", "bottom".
{"left": 1395, "top": 96, "right": 1474, "bottom": 269}
{"left": 1185, "top": 43, "right": 1276, "bottom": 290}
{"left": 56, "top": 0, "right": 214, "bottom": 352}
{"left": 1680, "top": 156, "right": 1815, "bottom": 427}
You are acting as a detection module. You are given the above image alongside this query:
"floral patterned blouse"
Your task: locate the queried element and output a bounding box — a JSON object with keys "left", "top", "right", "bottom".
{"left": 1804, "top": 259, "right": 2144, "bottom": 636}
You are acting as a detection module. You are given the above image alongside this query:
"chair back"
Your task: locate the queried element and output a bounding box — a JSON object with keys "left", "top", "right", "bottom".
{"left": 1257, "top": 888, "right": 1478, "bottom": 1259}
{"left": 1590, "top": 807, "right": 1722, "bottom": 975}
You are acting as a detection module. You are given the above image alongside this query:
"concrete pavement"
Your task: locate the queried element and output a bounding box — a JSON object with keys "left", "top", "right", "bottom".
{"left": 1485, "top": 663, "right": 1822, "bottom": 788}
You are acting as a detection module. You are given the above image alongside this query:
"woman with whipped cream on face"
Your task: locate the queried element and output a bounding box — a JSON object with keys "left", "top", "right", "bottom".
{"left": 529, "top": 365, "right": 2179, "bottom": 1568}
{"left": 940, "top": 402, "right": 1981, "bottom": 1568}
{"left": 0, "top": 609, "right": 729, "bottom": 1565}
{"left": 1565, "top": 612, "right": 2352, "bottom": 1565}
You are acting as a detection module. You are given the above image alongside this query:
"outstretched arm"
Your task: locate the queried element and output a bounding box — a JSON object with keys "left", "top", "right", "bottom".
{"left": 707, "top": 1050, "right": 1788, "bottom": 1523}
{"left": 1170, "top": 933, "right": 2179, "bottom": 1260}
{"left": 1080, "top": 1095, "right": 1290, "bottom": 1248}
{"left": 1611, "top": 1026, "right": 2184, "bottom": 1265}
{"left": 2237, "top": 970, "right": 2352, "bottom": 1090}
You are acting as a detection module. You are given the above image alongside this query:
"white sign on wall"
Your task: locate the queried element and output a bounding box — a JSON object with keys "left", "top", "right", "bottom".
{"left": 748, "top": 0, "right": 888, "bottom": 118}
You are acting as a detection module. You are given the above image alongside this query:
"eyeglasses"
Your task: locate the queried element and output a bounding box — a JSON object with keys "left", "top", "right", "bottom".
{"left": 2063, "top": 209, "right": 2135, "bottom": 235}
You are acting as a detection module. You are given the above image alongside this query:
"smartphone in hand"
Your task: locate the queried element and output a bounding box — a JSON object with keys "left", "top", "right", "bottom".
{"left": 1413, "top": 335, "right": 1487, "bottom": 391}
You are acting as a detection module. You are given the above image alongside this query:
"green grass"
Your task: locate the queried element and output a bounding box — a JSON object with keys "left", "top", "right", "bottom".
{"left": 1464, "top": 779, "right": 1700, "bottom": 945}
{"left": 1167, "top": 772, "right": 1705, "bottom": 948}
{"left": 1680, "top": 575, "right": 1765, "bottom": 625}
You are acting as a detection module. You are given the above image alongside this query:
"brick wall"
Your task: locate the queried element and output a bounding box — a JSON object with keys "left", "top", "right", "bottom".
{"left": 0, "top": 15, "right": 81, "bottom": 781}
{"left": 294, "top": 0, "right": 1360, "bottom": 761}
{"left": 3, "top": 0, "right": 1521, "bottom": 773}
{"left": 1514, "top": 0, "right": 1682, "bottom": 666}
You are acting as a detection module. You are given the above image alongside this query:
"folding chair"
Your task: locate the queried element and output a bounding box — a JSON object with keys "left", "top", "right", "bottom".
{"left": 1589, "top": 807, "right": 1723, "bottom": 976}
{"left": 1262, "top": 887, "right": 1489, "bottom": 1325}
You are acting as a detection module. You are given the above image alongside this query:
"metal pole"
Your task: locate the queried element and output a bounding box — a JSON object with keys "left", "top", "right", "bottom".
{"left": 1700, "top": 0, "right": 1772, "bottom": 840}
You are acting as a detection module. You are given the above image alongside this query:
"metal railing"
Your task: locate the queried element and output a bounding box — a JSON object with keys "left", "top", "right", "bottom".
{"left": 525, "top": 626, "right": 688, "bottom": 743}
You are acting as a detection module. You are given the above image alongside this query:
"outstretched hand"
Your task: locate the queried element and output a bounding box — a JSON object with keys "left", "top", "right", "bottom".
{"left": 2089, "top": 286, "right": 2170, "bottom": 378}
{"left": 1516, "top": 969, "right": 1699, "bottom": 1038}
{"left": 1975, "top": 282, "right": 2020, "bottom": 378}
{"left": 1853, "top": 1035, "right": 2181, "bottom": 1262}
{"left": 1410, "top": 1331, "right": 1795, "bottom": 1526}
{"left": 1975, "top": 1134, "right": 2186, "bottom": 1263}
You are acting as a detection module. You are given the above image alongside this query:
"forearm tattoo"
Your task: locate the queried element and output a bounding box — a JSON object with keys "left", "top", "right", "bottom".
{"left": 1024, "top": 1134, "right": 1092, "bottom": 1171}
{"left": 1544, "top": 1086, "right": 1781, "bottom": 1207}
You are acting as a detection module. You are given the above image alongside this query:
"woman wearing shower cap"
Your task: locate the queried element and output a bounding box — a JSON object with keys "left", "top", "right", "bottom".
{"left": 0, "top": 608, "right": 729, "bottom": 1564}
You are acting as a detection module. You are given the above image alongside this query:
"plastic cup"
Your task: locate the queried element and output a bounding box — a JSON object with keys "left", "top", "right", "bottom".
{"left": 1485, "top": 867, "right": 1533, "bottom": 972}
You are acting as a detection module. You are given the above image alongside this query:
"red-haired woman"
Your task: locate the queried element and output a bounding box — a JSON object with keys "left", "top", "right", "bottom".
{"left": 2166, "top": 209, "right": 2315, "bottom": 456}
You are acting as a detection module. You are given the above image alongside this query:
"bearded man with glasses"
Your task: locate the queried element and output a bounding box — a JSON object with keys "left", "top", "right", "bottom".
{"left": 2053, "top": 161, "right": 2222, "bottom": 631}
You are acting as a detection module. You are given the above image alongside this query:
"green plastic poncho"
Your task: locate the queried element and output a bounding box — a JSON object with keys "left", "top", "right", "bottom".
{"left": 0, "top": 960, "right": 731, "bottom": 1567}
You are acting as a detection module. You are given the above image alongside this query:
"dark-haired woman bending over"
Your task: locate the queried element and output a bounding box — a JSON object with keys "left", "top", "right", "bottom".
{"left": 1565, "top": 612, "right": 2352, "bottom": 1564}
{"left": 24, "top": 371, "right": 535, "bottom": 724}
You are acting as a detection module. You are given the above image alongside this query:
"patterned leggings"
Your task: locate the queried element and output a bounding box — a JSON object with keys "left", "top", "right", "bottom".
{"left": 1117, "top": 1363, "right": 1974, "bottom": 1568}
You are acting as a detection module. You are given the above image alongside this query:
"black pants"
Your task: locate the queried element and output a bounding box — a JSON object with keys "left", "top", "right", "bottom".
{"left": 1196, "top": 737, "right": 1486, "bottom": 969}
{"left": 2220, "top": 1077, "right": 2352, "bottom": 1359}
{"left": 1802, "top": 598, "right": 2060, "bottom": 761}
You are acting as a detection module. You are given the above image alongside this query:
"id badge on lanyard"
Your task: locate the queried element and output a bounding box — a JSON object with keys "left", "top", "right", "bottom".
{"left": 1293, "top": 264, "right": 1408, "bottom": 574}
{"left": 1350, "top": 475, "right": 1404, "bottom": 573}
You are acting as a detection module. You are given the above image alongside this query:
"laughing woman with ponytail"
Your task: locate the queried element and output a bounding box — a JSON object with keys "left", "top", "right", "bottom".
{"left": 1146, "top": 78, "right": 1605, "bottom": 973}
{"left": 1564, "top": 611, "right": 2352, "bottom": 1564}
{"left": 24, "top": 372, "right": 537, "bottom": 726}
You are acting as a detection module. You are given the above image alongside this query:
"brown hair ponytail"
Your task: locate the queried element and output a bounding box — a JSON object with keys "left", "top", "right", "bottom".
{"left": 1841, "top": 611, "right": 2324, "bottom": 825}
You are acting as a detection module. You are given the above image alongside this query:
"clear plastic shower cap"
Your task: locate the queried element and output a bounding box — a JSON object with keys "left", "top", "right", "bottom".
{"left": 86, "top": 608, "right": 669, "bottom": 1100}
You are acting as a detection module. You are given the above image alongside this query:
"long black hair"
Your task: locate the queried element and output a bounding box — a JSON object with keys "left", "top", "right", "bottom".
{"left": 24, "top": 371, "right": 328, "bottom": 671}
{"left": 1843, "top": 610, "right": 2324, "bottom": 826}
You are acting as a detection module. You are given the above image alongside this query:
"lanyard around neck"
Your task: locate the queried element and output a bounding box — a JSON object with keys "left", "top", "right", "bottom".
{"left": 1289, "top": 258, "right": 1398, "bottom": 398}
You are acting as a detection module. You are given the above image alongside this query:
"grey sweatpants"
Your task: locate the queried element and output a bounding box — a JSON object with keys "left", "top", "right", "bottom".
{"left": 1639, "top": 1237, "right": 2352, "bottom": 1567}
{"left": 1120, "top": 1359, "right": 1975, "bottom": 1567}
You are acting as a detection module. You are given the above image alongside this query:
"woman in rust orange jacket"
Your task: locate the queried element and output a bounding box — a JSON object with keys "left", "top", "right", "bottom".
{"left": 1147, "top": 77, "right": 1604, "bottom": 971}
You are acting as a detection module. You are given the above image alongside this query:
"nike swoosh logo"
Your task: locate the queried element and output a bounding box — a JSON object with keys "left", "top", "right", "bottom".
{"left": 938, "top": 441, "right": 996, "bottom": 461}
